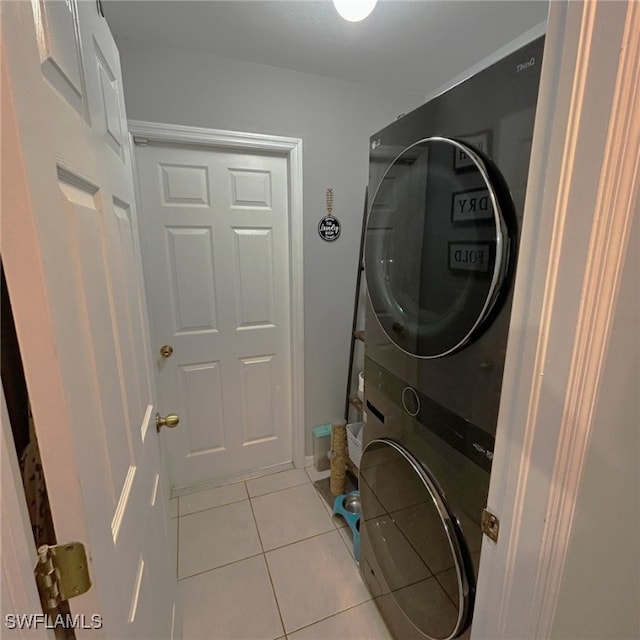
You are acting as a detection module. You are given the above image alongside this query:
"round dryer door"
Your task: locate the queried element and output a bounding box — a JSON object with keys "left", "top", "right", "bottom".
{"left": 360, "top": 438, "right": 473, "bottom": 640}
{"left": 365, "top": 136, "right": 514, "bottom": 358}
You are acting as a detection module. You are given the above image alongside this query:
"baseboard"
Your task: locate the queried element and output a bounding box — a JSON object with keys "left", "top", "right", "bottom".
{"left": 171, "top": 461, "right": 295, "bottom": 498}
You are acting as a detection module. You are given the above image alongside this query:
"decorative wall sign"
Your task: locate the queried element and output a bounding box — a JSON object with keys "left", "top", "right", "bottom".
{"left": 453, "top": 131, "right": 492, "bottom": 171}
{"left": 448, "top": 242, "right": 492, "bottom": 272}
{"left": 319, "top": 188, "right": 341, "bottom": 242}
{"left": 318, "top": 216, "right": 341, "bottom": 241}
{"left": 451, "top": 188, "right": 493, "bottom": 223}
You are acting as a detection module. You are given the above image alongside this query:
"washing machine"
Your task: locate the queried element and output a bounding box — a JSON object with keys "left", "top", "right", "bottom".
{"left": 359, "top": 36, "right": 545, "bottom": 639}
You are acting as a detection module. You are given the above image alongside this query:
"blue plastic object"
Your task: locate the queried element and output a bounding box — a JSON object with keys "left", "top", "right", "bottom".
{"left": 312, "top": 424, "right": 332, "bottom": 438}
{"left": 332, "top": 490, "right": 361, "bottom": 562}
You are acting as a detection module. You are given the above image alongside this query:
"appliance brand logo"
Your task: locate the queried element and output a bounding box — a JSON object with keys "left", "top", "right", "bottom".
{"left": 516, "top": 57, "right": 536, "bottom": 73}
{"left": 371, "top": 139, "right": 382, "bottom": 150}
{"left": 473, "top": 442, "right": 494, "bottom": 460}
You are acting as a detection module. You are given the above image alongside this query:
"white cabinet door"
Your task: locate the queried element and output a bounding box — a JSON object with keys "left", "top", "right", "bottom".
{"left": 135, "top": 142, "right": 293, "bottom": 490}
{"left": 1, "top": 1, "right": 177, "bottom": 637}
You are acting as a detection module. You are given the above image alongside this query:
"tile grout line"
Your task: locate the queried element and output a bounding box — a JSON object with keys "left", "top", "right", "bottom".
{"left": 174, "top": 523, "right": 358, "bottom": 581}
{"left": 180, "top": 470, "right": 312, "bottom": 518}
{"left": 247, "top": 479, "right": 310, "bottom": 500}
{"left": 246, "top": 481, "right": 288, "bottom": 639}
{"left": 175, "top": 470, "right": 334, "bottom": 534}
{"left": 177, "top": 496, "right": 247, "bottom": 518}
{"left": 176, "top": 550, "right": 266, "bottom": 583}
{"left": 246, "top": 480, "right": 266, "bottom": 555}
{"left": 285, "top": 598, "right": 378, "bottom": 637}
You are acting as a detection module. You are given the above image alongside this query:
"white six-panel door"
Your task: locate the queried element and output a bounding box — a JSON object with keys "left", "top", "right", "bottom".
{"left": 1, "top": 1, "right": 177, "bottom": 637}
{"left": 134, "top": 142, "right": 293, "bottom": 490}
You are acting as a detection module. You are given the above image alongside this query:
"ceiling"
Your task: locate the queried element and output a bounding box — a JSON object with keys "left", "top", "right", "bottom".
{"left": 103, "top": 0, "right": 549, "bottom": 95}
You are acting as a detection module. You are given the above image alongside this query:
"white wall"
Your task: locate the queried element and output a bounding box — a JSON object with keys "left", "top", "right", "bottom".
{"left": 116, "top": 40, "right": 424, "bottom": 453}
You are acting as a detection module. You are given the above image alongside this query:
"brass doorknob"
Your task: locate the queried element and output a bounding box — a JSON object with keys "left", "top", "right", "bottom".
{"left": 156, "top": 413, "right": 180, "bottom": 432}
{"left": 160, "top": 345, "right": 173, "bottom": 359}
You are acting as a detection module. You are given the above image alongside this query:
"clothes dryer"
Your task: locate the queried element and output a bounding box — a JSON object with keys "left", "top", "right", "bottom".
{"left": 360, "top": 36, "right": 544, "bottom": 639}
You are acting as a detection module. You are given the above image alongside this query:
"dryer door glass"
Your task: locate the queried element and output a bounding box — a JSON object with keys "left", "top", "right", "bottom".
{"left": 360, "top": 438, "right": 473, "bottom": 640}
{"left": 365, "top": 137, "right": 513, "bottom": 358}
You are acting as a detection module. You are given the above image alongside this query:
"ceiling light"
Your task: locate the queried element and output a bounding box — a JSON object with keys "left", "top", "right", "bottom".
{"left": 333, "top": 0, "right": 378, "bottom": 22}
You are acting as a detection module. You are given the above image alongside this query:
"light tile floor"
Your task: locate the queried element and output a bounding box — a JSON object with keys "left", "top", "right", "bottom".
{"left": 171, "top": 467, "right": 393, "bottom": 640}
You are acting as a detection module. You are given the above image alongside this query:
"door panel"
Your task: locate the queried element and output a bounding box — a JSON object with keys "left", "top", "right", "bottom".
{"left": 2, "top": 1, "right": 177, "bottom": 637}
{"left": 160, "top": 163, "right": 210, "bottom": 206}
{"left": 181, "top": 362, "right": 225, "bottom": 454}
{"left": 135, "top": 143, "right": 293, "bottom": 489}
{"left": 94, "top": 48, "right": 125, "bottom": 159}
{"left": 233, "top": 228, "right": 275, "bottom": 327}
{"left": 107, "top": 198, "right": 148, "bottom": 433}
{"left": 230, "top": 168, "right": 272, "bottom": 208}
{"left": 167, "top": 226, "right": 218, "bottom": 332}
{"left": 239, "top": 355, "right": 277, "bottom": 443}
{"left": 32, "top": 0, "right": 87, "bottom": 118}
{"left": 58, "top": 174, "right": 133, "bottom": 499}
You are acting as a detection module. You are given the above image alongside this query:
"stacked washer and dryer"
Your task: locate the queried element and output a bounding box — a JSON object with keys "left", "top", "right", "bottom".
{"left": 359, "top": 37, "right": 545, "bottom": 639}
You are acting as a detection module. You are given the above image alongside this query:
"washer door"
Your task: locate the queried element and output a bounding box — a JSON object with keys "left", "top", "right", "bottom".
{"left": 360, "top": 438, "right": 473, "bottom": 640}
{"left": 365, "top": 137, "right": 514, "bottom": 358}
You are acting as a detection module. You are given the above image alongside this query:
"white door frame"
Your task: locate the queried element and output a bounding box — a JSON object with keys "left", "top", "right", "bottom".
{"left": 128, "top": 120, "right": 306, "bottom": 474}
{"left": 472, "top": 1, "right": 639, "bottom": 638}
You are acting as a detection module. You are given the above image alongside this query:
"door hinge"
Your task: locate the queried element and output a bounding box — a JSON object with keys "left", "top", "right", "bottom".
{"left": 481, "top": 508, "right": 500, "bottom": 543}
{"left": 35, "top": 542, "right": 91, "bottom": 610}
{"left": 133, "top": 136, "right": 149, "bottom": 146}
